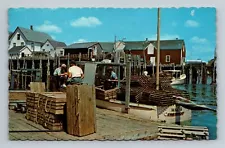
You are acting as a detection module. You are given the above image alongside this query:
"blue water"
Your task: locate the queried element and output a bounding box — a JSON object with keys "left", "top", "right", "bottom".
{"left": 172, "top": 81, "right": 217, "bottom": 140}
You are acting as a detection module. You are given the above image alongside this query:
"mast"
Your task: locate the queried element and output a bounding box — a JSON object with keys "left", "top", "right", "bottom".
{"left": 156, "top": 8, "right": 161, "bottom": 90}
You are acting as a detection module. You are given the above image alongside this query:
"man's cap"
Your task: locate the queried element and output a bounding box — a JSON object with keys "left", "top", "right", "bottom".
{"left": 61, "top": 64, "right": 66, "bottom": 67}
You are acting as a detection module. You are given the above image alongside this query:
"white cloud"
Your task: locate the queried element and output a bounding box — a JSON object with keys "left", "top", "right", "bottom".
{"left": 148, "top": 34, "right": 180, "bottom": 40}
{"left": 191, "top": 10, "right": 195, "bottom": 16}
{"left": 191, "top": 45, "right": 212, "bottom": 52}
{"left": 70, "top": 17, "right": 102, "bottom": 27}
{"left": 51, "top": 35, "right": 56, "bottom": 40}
{"left": 75, "top": 39, "right": 87, "bottom": 43}
{"left": 35, "top": 21, "right": 62, "bottom": 33}
{"left": 187, "top": 45, "right": 214, "bottom": 61}
{"left": 185, "top": 20, "right": 199, "bottom": 27}
{"left": 190, "top": 36, "right": 208, "bottom": 44}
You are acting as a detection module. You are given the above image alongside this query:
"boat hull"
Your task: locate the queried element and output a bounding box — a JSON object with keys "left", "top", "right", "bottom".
{"left": 171, "top": 79, "right": 185, "bottom": 85}
{"left": 96, "top": 99, "right": 192, "bottom": 124}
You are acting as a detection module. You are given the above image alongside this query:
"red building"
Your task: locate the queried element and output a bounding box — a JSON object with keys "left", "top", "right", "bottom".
{"left": 124, "top": 39, "right": 186, "bottom": 66}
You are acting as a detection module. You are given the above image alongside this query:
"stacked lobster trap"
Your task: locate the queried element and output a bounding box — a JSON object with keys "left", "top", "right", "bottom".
{"left": 25, "top": 92, "right": 66, "bottom": 130}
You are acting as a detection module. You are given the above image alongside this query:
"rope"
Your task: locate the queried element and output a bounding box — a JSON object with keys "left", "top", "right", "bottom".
{"left": 45, "top": 98, "right": 53, "bottom": 113}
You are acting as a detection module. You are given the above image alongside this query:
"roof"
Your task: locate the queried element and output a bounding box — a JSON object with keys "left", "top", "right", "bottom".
{"left": 8, "top": 31, "right": 13, "bottom": 39}
{"left": 123, "top": 39, "right": 185, "bottom": 51}
{"left": 8, "top": 46, "right": 26, "bottom": 54}
{"left": 65, "top": 42, "right": 97, "bottom": 49}
{"left": 98, "top": 42, "right": 114, "bottom": 52}
{"left": 124, "top": 41, "right": 150, "bottom": 51}
{"left": 15, "top": 27, "right": 52, "bottom": 43}
{"left": 47, "top": 39, "right": 67, "bottom": 48}
{"left": 64, "top": 39, "right": 185, "bottom": 51}
{"left": 151, "top": 39, "right": 185, "bottom": 50}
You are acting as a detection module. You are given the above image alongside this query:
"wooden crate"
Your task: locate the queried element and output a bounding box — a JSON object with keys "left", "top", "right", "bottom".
{"left": 66, "top": 85, "right": 96, "bottom": 136}
{"left": 95, "top": 87, "right": 118, "bottom": 100}
{"left": 25, "top": 92, "right": 66, "bottom": 130}
{"left": 158, "top": 126, "right": 209, "bottom": 140}
{"left": 30, "top": 82, "right": 46, "bottom": 93}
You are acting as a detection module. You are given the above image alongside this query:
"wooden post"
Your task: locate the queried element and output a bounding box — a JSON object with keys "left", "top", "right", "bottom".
{"left": 212, "top": 62, "right": 216, "bottom": 83}
{"left": 202, "top": 66, "right": 207, "bottom": 84}
{"left": 201, "top": 63, "right": 203, "bottom": 84}
{"left": 137, "top": 55, "right": 141, "bottom": 75}
{"left": 66, "top": 85, "right": 96, "bottom": 136}
{"left": 16, "top": 55, "right": 20, "bottom": 89}
{"left": 58, "top": 56, "right": 61, "bottom": 67}
{"left": 117, "top": 65, "right": 121, "bottom": 88}
{"left": 79, "top": 52, "right": 81, "bottom": 62}
{"left": 31, "top": 57, "right": 35, "bottom": 82}
{"left": 143, "top": 49, "right": 146, "bottom": 71}
{"left": 152, "top": 64, "right": 155, "bottom": 76}
{"left": 40, "top": 58, "right": 42, "bottom": 81}
{"left": 25, "top": 60, "right": 27, "bottom": 89}
{"left": 22, "top": 57, "right": 25, "bottom": 89}
{"left": 88, "top": 49, "right": 90, "bottom": 60}
{"left": 156, "top": 8, "right": 161, "bottom": 90}
{"left": 189, "top": 64, "right": 192, "bottom": 84}
{"left": 30, "top": 82, "right": 45, "bottom": 92}
{"left": 46, "top": 54, "right": 50, "bottom": 92}
{"left": 134, "top": 55, "right": 137, "bottom": 75}
{"left": 9, "top": 56, "right": 12, "bottom": 71}
{"left": 124, "top": 56, "right": 131, "bottom": 113}
{"left": 67, "top": 53, "right": 70, "bottom": 68}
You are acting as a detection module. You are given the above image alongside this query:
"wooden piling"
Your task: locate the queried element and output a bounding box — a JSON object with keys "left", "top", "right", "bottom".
{"left": 212, "top": 63, "right": 216, "bottom": 83}
{"left": 46, "top": 54, "right": 50, "bottom": 92}
{"left": 201, "top": 63, "right": 203, "bottom": 84}
{"left": 16, "top": 55, "right": 20, "bottom": 89}
{"left": 25, "top": 61, "right": 27, "bottom": 89}
{"left": 66, "top": 85, "right": 96, "bottom": 136}
{"left": 79, "top": 52, "right": 81, "bottom": 62}
{"left": 124, "top": 57, "right": 131, "bottom": 113}
{"left": 67, "top": 53, "right": 70, "bottom": 68}
{"left": 58, "top": 56, "right": 61, "bottom": 67}
{"left": 39, "top": 58, "right": 42, "bottom": 81}
{"left": 189, "top": 64, "right": 192, "bottom": 84}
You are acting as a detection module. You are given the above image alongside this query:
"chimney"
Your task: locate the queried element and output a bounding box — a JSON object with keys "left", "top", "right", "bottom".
{"left": 176, "top": 38, "right": 178, "bottom": 40}
{"left": 146, "top": 38, "right": 148, "bottom": 41}
{"left": 30, "top": 25, "right": 33, "bottom": 30}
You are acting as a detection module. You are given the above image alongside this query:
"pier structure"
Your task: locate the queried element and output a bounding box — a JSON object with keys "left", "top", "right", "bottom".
{"left": 185, "top": 60, "right": 208, "bottom": 84}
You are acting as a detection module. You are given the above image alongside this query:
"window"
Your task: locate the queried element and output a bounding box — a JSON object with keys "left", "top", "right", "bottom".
{"left": 21, "top": 52, "right": 25, "bottom": 57}
{"left": 13, "top": 43, "right": 16, "bottom": 47}
{"left": 60, "top": 51, "right": 63, "bottom": 55}
{"left": 43, "top": 49, "right": 45, "bottom": 52}
{"left": 47, "top": 44, "right": 49, "bottom": 46}
{"left": 165, "top": 55, "right": 170, "bottom": 62}
{"left": 50, "top": 48, "right": 53, "bottom": 51}
{"left": 17, "top": 34, "right": 20, "bottom": 40}
{"left": 21, "top": 42, "right": 24, "bottom": 46}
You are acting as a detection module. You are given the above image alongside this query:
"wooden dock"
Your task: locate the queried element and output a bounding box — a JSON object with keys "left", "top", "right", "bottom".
{"left": 158, "top": 125, "right": 209, "bottom": 140}
{"left": 9, "top": 108, "right": 159, "bottom": 140}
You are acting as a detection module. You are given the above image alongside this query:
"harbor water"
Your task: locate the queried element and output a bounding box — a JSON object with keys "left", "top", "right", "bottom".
{"left": 172, "top": 77, "right": 217, "bottom": 140}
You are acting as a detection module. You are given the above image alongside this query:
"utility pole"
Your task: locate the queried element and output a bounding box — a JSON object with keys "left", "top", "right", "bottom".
{"left": 156, "top": 8, "right": 161, "bottom": 90}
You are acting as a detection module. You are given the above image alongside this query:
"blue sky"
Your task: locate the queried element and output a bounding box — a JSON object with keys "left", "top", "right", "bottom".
{"left": 8, "top": 8, "right": 216, "bottom": 62}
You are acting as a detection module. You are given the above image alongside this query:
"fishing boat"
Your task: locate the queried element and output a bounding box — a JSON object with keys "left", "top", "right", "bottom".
{"left": 96, "top": 97, "right": 192, "bottom": 124}
{"left": 163, "top": 70, "right": 186, "bottom": 85}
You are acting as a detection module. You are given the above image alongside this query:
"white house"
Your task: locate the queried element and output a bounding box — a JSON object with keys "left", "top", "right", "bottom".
{"left": 41, "top": 39, "right": 67, "bottom": 57}
{"left": 8, "top": 26, "right": 53, "bottom": 52}
{"left": 8, "top": 46, "right": 32, "bottom": 59}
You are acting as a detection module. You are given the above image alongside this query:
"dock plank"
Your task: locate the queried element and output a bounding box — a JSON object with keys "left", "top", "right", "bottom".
{"left": 9, "top": 107, "right": 159, "bottom": 140}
